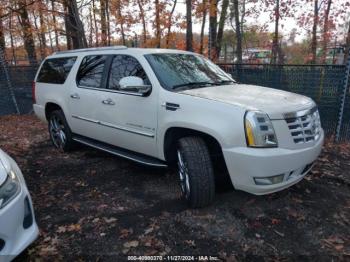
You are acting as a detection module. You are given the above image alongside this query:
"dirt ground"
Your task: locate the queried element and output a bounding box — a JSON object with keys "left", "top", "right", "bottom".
{"left": 0, "top": 115, "right": 349, "bottom": 261}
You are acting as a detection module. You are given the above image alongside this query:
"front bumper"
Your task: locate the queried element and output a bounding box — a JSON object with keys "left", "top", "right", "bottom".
{"left": 222, "top": 130, "right": 324, "bottom": 195}
{"left": 0, "top": 156, "right": 38, "bottom": 262}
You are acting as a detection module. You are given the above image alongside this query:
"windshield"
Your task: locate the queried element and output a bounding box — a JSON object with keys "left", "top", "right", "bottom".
{"left": 145, "top": 53, "right": 235, "bottom": 91}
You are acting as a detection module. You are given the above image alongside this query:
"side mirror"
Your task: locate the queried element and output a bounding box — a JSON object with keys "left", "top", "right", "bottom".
{"left": 119, "top": 76, "right": 151, "bottom": 96}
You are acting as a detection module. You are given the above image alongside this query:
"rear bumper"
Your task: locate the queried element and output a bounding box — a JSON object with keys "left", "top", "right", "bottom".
{"left": 33, "top": 104, "right": 46, "bottom": 122}
{"left": 222, "top": 131, "right": 324, "bottom": 195}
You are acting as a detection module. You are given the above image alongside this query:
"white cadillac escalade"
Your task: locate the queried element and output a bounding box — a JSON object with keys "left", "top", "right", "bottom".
{"left": 33, "top": 46, "right": 324, "bottom": 208}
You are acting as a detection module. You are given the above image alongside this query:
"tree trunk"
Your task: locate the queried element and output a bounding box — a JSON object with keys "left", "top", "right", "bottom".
{"left": 9, "top": 15, "right": 17, "bottom": 64}
{"left": 50, "top": 0, "right": 60, "bottom": 51}
{"left": 344, "top": 21, "right": 350, "bottom": 64}
{"left": 38, "top": 0, "right": 47, "bottom": 58}
{"left": 321, "top": 0, "right": 332, "bottom": 64}
{"left": 0, "top": 13, "right": 5, "bottom": 54}
{"left": 89, "top": 7, "right": 93, "bottom": 46}
{"left": 199, "top": 0, "right": 207, "bottom": 54}
{"left": 64, "top": 11, "right": 72, "bottom": 50}
{"left": 310, "top": 0, "right": 319, "bottom": 64}
{"left": 116, "top": 0, "right": 126, "bottom": 45}
{"left": 233, "top": 0, "right": 242, "bottom": 63}
{"left": 17, "top": 0, "right": 37, "bottom": 65}
{"left": 216, "top": 0, "right": 229, "bottom": 58}
{"left": 63, "top": 0, "right": 88, "bottom": 49}
{"left": 100, "top": 0, "right": 108, "bottom": 46}
{"left": 155, "top": 0, "right": 161, "bottom": 48}
{"left": 209, "top": 0, "right": 218, "bottom": 60}
{"left": 166, "top": 0, "right": 177, "bottom": 48}
{"left": 186, "top": 0, "right": 193, "bottom": 51}
{"left": 92, "top": 0, "right": 99, "bottom": 46}
{"left": 33, "top": 12, "right": 44, "bottom": 59}
{"left": 106, "top": 0, "right": 111, "bottom": 45}
{"left": 137, "top": 0, "right": 147, "bottom": 46}
{"left": 271, "top": 0, "right": 279, "bottom": 64}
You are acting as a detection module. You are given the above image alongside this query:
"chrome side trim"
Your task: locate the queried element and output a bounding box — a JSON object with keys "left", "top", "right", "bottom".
{"left": 77, "top": 85, "right": 146, "bottom": 97}
{"left": 71, "top": 115, "right": 155, "bottom": 138}
{"left": 283, "top": 106, "right": 318, "bottom": 119}
{"left": 72, "top": 137, "right": 167, "bottom": 167}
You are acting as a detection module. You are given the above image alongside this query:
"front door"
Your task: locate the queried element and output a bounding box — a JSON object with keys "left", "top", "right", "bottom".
{"left": 93, "top": 54, "right": 158, "bottom": 158}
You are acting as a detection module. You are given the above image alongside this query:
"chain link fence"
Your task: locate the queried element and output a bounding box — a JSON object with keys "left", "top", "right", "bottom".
{"left": 0, "top": 58, "right": 349, "bottom": 141}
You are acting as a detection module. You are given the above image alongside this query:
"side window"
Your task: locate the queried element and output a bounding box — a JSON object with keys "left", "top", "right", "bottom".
{"left": 76, "top": 55, "right": 108, "bottom": 88}
{"left": 37, "top": 57, "right": 77, "bottom": 84}
{"left": 108, "top": 55, "right": 149, "bottom": 90}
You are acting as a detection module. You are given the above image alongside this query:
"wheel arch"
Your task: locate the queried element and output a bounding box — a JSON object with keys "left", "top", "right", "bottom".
{"left": 45, "top": 102, "right": 63, "bottom": 120}
{"left": 163, "top": 127, "right": 224, "bottom": 164}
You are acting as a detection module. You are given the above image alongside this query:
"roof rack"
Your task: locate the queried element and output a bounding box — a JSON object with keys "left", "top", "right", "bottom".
{"left": 53, "top": 46, "right": 128, "bottom": 55}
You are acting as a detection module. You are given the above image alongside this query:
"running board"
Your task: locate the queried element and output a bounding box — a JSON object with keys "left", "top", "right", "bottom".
{"left": 72, "top": 135, "right": 167, "bottom": 168}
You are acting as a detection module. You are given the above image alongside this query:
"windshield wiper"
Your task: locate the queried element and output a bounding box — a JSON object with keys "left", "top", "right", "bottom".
{"left": 172, "top": 81, "right": 216, "bottom": 90}
{"left": 213, "top": 80, "right": 236, "bottom": 85}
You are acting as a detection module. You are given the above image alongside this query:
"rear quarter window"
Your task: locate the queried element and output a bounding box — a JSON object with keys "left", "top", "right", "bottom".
{"left": 37, "top": 57, "right": 77, "bottom": 84}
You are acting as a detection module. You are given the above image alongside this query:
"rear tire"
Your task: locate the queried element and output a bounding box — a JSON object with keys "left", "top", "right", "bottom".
{"left": 177, "top": 137, "right": 215, "bottom": 208}
{"left": 48, "top": 110, "right": 74, "bottom": 152}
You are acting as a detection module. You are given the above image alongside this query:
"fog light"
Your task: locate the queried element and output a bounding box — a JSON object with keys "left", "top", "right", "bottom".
{"left": 23, "top": 196, "right": 33, "bottom": 229}
{"left": 254, "top": 174, "right": 284, "bottom": 185}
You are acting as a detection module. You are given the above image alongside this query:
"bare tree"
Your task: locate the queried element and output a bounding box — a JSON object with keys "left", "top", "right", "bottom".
{"left": 0, "top": 11, "right": 5, "bottom": 53}
{"left": 155, "top": 0, "right": 161, "bottom": 48}
{"left": 233, "top": 0, "right": 242, "bottom": 63}
{"left": 321, "top": 0, "right": 332, "bottom": 64}
{"left": 271, "top": 0, "right": 280, "bottom": 64}
{"left": 92, "top": 0, "right": 99, "bottom": 46}
{"left": 100, "top": 0, "right": 108, "bottom": 46}
{"left": 310, "top": 0, "right": 319, "bottom": 64}
{"left": 166, "top": 0, "right": 177, "bottom": 48}
{"left": 209, "top": 0, "right": 218, "bottom": 60}
{"left": 17, "top": 0, "right": 37, "bottom": 65}
{"left": 50, "top": 0, "right": 60, "bottom": 51}
{"left": 345, "top": 21, "right": 350, "bottom": 64}
{"left": 63, "top": 0, "right": 88, "bottom": 49}
{"left": 216, "top": 0, "right": 229, "bottom": 58}
{"left": 199, "top": 0, "right": 207, "bottom": 54}
{"left": 136, "top": 0, "right": 147, "bottom": 46}
{"left": 186, "top": 0, "right": 193, "bottom": 51}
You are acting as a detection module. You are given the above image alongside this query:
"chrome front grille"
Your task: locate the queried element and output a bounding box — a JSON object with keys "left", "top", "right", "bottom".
{"left": 284, "top": 107, "right": 321, "bottom": 144}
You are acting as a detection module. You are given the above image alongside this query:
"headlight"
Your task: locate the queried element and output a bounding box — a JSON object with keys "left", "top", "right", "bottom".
{"left": 0, "top": 170, "right": 21, "bottom": 209}
{"left": 244, "top": 111, "right": 278, "bottom": 147}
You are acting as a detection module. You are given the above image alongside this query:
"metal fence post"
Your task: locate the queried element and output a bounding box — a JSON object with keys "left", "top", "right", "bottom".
{"left": 0, "top": 47, "right": 20, "bottom": 114}
{"left": 335, "top": 49, "right": 350, "bottom": 142}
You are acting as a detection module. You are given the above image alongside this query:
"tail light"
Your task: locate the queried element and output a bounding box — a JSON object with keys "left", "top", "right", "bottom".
{"left": 32, "top": 81, "right": 36, "bottom": 104}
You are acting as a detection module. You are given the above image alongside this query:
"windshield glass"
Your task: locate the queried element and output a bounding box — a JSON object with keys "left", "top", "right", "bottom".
{"left": 145, "top": 53, "right": 235, "bottom": 91}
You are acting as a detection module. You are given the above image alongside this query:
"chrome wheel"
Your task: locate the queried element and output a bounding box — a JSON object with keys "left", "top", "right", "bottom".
{"left": 177, "top": 150, "right": 190, "bottom": 199}
{"left": 49, "top": 115, "right": 66, "bottom": 149}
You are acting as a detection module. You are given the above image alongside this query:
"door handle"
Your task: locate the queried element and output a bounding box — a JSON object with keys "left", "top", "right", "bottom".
{"left": 70, "top": 93, "right": 80, "bottom": 99}
{"left": 102, "top": 98, "right": 115, "bottom": 105}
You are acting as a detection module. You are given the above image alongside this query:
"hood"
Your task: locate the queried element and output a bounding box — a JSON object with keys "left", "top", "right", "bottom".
{"left": 0, "top": 152, "right": 8, "bottom": 186}
{"left": 180, "top": 84, "right": 315, "bottom": 119}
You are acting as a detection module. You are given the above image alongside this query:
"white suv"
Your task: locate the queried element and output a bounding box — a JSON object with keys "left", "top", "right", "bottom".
{"left": 33, "top": 47, "right": 324, "bottom": 207}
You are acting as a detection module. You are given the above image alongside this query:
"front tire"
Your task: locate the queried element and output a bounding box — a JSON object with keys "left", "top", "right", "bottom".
{"left": 177, "top": 137, "right": 215, "bottom": 208}
{"left": 48, "top": 110, "right": 74, "bottom": 152}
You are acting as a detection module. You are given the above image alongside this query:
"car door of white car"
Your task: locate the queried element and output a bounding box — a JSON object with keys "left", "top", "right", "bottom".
{"left": 68, "top": 55, "right": 112, "bottom": 141}
{"left": 92, "top": 54, "right": 159, "bottom": 158}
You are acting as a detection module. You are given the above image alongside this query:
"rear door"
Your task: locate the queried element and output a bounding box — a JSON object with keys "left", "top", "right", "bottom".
{"left": 68, "top": 55, "right": 111, "bottom": 140}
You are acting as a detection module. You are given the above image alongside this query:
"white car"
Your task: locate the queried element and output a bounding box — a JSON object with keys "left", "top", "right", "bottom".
{"left": 33, "top": 47, "right": 324, "bottom": 207}
{"left": 0, "top": 149, "right": 39, "bottom": 261}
